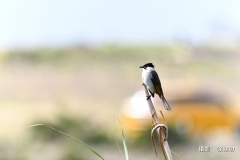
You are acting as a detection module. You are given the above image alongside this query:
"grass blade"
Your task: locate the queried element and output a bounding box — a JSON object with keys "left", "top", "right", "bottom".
{"left": 114, "top": 115, "right": 130, "bottom": 160}
{"left": 20, "top": 124, "right": 104, "bottom": 160}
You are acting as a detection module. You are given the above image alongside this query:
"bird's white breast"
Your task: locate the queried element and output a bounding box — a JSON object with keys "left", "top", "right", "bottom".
{"left": 142, "top": 68, "right": 155, "bottom": 93}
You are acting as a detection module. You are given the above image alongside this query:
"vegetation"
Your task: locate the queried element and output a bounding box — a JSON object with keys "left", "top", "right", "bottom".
{"left": 0, "top": 44, "right": 239, "bottom": 159}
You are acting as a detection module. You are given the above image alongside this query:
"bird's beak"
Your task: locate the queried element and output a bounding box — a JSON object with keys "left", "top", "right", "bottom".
{"left": 139, "top": 66, "right": 143, "bottom": 68}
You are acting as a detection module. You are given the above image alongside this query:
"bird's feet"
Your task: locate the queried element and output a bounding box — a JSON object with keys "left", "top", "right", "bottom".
{"left": 146, "top": 95, "right": 151, "bottom": 100}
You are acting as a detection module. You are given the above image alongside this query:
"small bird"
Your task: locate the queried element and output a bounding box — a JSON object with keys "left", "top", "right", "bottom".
{"left": 140, "top": 63, "right": 171, "bottom": 111}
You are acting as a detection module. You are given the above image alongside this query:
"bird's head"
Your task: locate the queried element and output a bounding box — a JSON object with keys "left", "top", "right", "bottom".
{"left": 139, "top": 63, "right": 155, "bottom": 70}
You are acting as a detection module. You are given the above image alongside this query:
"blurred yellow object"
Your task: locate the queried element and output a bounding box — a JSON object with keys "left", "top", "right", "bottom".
{"left": 121, "top": 88, "right": 240, "bottom": 137}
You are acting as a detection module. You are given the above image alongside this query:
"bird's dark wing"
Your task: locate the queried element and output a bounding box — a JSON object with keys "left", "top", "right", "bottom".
{"left": 150, "top": 71, "right": 163, "bottom": 97}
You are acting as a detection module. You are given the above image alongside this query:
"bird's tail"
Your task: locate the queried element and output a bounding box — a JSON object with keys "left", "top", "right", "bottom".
{"left": 161, "top": 96, "right": 171, "bottom": 111}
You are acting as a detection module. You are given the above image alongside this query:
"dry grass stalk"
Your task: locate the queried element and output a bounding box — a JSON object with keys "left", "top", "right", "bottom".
{"left": 143, "top": 84, "right": 173, "bottom": 160}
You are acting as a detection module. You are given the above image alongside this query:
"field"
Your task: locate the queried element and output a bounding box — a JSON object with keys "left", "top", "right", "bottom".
{"left": 0, "top": 44, "right": 240, "bottom": 159}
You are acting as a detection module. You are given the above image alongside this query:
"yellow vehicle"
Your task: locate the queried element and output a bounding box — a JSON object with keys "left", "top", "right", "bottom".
{"left": 121, "top": 88, "right": 240, "bottom": 137}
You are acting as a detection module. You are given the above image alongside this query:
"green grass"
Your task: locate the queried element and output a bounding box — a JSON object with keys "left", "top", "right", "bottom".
{"left": 3, "top": 44, "right": 238, "bottom": 80}
{"left": 20, "top": 114, "right": 133, "bottom": 160}
{"left": 30, "top": 114, "right": 112, "bottom": 145}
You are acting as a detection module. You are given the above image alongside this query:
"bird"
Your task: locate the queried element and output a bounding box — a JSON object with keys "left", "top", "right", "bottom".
{"left": 140, "top": 63, "right": 171, "bottom": 111}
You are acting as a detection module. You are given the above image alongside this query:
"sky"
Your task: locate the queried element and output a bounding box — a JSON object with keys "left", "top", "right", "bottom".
{"left": 1, "top": 0, "right": 240, "bottom": 48}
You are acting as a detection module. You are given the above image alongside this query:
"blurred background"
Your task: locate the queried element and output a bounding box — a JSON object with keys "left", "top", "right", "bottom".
{"left": 1, "top": 1, "right": 240, "bottom": 160}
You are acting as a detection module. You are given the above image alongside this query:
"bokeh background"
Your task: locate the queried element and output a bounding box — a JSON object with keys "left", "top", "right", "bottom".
{"left": 1, "top": 1, "right": 240, "bottom": 160}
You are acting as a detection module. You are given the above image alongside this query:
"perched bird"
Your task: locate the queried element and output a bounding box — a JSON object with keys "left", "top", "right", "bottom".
{"left": 140, "top": 63, "right": 171, "bottom": 111}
